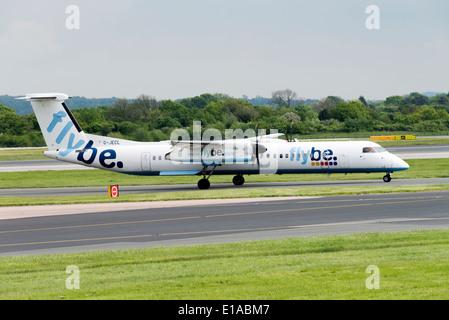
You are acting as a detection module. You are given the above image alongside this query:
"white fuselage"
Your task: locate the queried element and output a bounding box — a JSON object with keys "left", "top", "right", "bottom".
{"left": 44, "top": 138, "right": 409, "bottom": 177}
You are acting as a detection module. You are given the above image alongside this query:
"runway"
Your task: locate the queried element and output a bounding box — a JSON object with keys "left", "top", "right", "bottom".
{"left": 385, "top": 144, "right": 449, "bottom": 159}
{"left": 1, "top": 191, "right": 449, "bottom": 256}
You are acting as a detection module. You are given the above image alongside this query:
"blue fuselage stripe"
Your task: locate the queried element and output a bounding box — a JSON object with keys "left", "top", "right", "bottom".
{"left": 122, "top": 167, "right": 409, "bottom": 176}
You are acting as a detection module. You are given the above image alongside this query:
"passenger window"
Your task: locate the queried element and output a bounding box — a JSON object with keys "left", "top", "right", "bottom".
{"left": 285, "top": 153, "right": 288, "bottom": 159}
{"left": 280, "top": 154, "right": 283, "bottom": 159}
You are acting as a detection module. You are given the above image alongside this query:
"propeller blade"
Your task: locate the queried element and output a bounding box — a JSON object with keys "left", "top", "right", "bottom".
{"left": 255, "top": 124, "right": 259, "bottom": 168}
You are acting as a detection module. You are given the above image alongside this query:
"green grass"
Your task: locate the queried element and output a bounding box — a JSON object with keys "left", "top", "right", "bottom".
{"left": 376, "top": 137, "right": 449, "bottom": 147}
{"left": 1, "top": 229, "right": 449, "bottom": 299}
{"left": 1, "top": 184, "right": 449, "bottom": 206}
{"left": 0, "top": 148, "right": 48, "bottom": 161}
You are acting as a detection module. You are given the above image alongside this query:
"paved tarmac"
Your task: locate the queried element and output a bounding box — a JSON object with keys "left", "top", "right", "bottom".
{"left": 1, "top": 191, "right": 449, "bottom": 256}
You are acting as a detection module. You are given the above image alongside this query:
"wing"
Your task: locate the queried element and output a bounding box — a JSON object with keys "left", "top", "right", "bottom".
{"left": 165, "top": 137, "right": 271, "bottom": 165}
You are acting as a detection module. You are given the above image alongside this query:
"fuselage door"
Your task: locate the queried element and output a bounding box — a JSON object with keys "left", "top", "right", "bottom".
{"left": 141, "top": 152, "right": 151, "bottom": 172}
{"left": 339, "top": 151, "right": 349, "bottom": 169}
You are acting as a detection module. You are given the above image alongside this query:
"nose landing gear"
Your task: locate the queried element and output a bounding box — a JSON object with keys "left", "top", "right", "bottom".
{"left": 197, "top": 165, "right": 216, "bottom": 189}
{"left": 383, "top": 173, "right": 392, "bottom": 182}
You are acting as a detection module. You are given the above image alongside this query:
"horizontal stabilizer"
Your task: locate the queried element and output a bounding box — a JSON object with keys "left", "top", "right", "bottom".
{"left": 16, "top": 93, "right": 70, "bottom": 101}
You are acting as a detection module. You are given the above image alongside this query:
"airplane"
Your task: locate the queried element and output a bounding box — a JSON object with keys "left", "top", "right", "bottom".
{"left": 19, "top": 93, "right": 409, "bottom": 189}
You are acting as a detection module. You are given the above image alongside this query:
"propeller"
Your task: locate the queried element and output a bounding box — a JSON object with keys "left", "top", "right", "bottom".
{"left": 252, "top": 124, "right": 269, "bottom": 170}
{"left": 255, "top": 123, "right": 260, "bottom": 169}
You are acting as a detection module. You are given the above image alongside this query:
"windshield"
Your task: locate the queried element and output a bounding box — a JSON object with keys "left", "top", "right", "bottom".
{"left": 374, "top": 146, "right": 387, "bottom": 152}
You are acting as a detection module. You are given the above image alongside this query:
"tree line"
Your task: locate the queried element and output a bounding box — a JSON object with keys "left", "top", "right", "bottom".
{"left": 1, "top": 90, "right": 449, "bottom": 147}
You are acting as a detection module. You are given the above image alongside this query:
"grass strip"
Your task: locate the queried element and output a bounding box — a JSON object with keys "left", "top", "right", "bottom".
{"left": 1, "top": 184, "right": 449, "bottom": 206}
{"left": 0, "top": 148, "right": 48, "bottom": 161}
{"left": 1, "top": 229, "right": 449, "bottom": 299}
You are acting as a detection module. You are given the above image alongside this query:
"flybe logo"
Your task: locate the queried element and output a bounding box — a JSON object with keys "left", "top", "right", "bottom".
{"left": 289, "top": 147, "right": 338, "bottom": 166}
{"left": 47, "top": 111, "right": 85, "bottom": 157}
{"left": 77, "top": 140, "right": 124, "bottom": 169}
{"left": 47, "top": 111, "right": 124, "bottom": 169}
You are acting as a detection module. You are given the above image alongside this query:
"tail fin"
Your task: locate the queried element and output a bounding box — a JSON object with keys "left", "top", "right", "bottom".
{"left": 19, "top": 93, "right": 86, "bottom": 155}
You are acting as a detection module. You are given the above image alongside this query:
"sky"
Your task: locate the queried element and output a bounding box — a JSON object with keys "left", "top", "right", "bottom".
{"left": 1, "top": 0, "right": 448, "bottom": 101}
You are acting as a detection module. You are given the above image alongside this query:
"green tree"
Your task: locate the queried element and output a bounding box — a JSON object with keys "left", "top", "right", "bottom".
{"left": 293, "top": 105, "right": 318, "bottom": 122}
{"left": 158, "top": 100, "right": 191, "bottom": 126}
{"left": 385, "top": 95, "right": 404, "bottom": 106}
{"left": 179, "top": 93, "right": 219, "bottom": 109}
{"left": 318, "top": 108, "right": 331, "bottom": 121}
{"left": 0, "top": 104, "right": 32, "bottom": 135}
{"left": 313, "top": 96, "right": 344, "bottom": 112}
{"left": 358, "top": 96, "right": 368, "bottom": 107}
{"left": 403, "top": 92, "right": 429, "bottom": 106}
{"left": 430, "top": 94, "right": 449, "bottom": 106}
{"left": 329, "top": 100, "right": 370, "bottom": 121}
{"left": 204, "top": 101, "right": 228, "bottom": 122}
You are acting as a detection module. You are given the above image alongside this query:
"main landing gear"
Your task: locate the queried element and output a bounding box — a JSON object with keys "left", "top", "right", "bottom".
{"left": 383, "top": 173, "right": 392, "bottom": 182}
{"left": 232, "top": 174, "right": 245, "bottom": 186}
{"left": 197, "top": 178, "right": 211, "bottom": 189}
{"left": 196, "top": 166, "right": 246, "bottom": 190}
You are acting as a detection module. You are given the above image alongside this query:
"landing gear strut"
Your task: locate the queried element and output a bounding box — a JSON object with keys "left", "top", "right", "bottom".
{"left": 232, "top": 174, "right": 245, "bottom": 186}
{"left": 383, "top": 173, "right": 392, "bottom": 183}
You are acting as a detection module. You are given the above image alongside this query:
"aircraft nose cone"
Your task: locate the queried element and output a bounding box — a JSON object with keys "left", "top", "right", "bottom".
{"left": 392, "top": 155, "right": 409, "bottom": 170}
{"left": 403, "top": 160, "right": 410, "bottom": 169}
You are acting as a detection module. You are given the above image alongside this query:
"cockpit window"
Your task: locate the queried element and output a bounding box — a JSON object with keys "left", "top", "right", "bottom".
{"left": 363, "top": 147, "right": 376, "bottom": 153}
{"left": 363, "top": 146, "right": 387, "bottom": 153}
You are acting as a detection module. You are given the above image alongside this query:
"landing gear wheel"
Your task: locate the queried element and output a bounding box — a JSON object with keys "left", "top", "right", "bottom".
{"left": 198, "top": 178, "right": 211, "bottom": 189}
{"left": 232, "top": 175, "right": 245, "bottom": 186}
{"left": 383, "top": 174, "right": 391, "bottom": 183}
